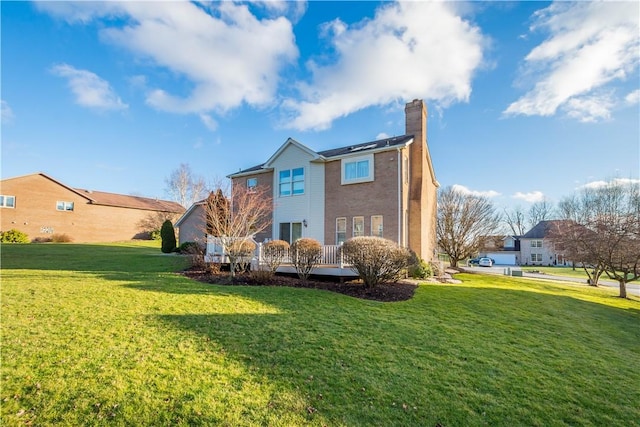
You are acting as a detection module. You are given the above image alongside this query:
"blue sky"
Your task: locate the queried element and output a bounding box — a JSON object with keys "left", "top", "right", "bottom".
{"left": 2, "top": 1, "right": 639, "bottom": 211}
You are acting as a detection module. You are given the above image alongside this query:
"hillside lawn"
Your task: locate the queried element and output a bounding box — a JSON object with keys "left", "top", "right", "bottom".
{"left": 2, "top": 242, "right": 639, "bottom": 426}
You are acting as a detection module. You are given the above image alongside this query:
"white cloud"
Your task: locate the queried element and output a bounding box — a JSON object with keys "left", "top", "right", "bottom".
{"left": 512, "top": 191, "right": 545, "bottom": 203}
{"left": 283, "top": 1, "right": 485, "bottom": 130}
{"left": 625, "top": 89, "right": 640, "bottom": 105}
{"left": 505, "top": 2, "right": 639, "bottom": 121}
{"left": 51, "top": 64, "right": 128, "bottom": 111}
{"left": 199, "top": 114, "right": 218, "bottom": 132}
{"left": 376, "top": 132, "right": 391, "bottom": 140}
{"left": 39, "top": 2, "right": 298, "bottom": 116}
{"left": 580, "top": 178, "right": 640, "bottom": 190}
{"left": 1, "top": 100, "right": 15, "bottom": 124}
{"left": 452, "top": 184, "right": 500, "bottom": 198}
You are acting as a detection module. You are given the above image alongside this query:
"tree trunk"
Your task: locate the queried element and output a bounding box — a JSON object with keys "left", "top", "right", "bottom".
{"left": 618, "top": 280, "right": 627, "bottom": 299}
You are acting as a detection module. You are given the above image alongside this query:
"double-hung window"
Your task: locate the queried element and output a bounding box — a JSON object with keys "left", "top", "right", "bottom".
{"left": 341, "top": 154, "right": 374, "bottom": 184}
{"left": 531, "top": 240, "right": 543, "bottom": 248}
{"left": 279, "top": 167, "right": 304, "bottom": 196}
{"left": 353, "top": 216, "right": 364, "bottom": 237}
{"left": 336, "top": 217, "right": 347, "bottom": 244}
{"left": 247, "top": 178, "right": 258, "bottom": 191}
{"left": 0, "top": 195, "right": 15, "bottom": 208}
{"left": 371, "top": 215, "right": 383, "bottom": 237}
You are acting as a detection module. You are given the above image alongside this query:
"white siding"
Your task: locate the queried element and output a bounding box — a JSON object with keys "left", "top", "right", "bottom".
{"left": 270, "top": 144, "right": 325, "bottom": 243}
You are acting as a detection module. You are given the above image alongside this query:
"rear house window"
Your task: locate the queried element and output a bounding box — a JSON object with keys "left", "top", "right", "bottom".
{"left": 56, "top": 201, "right": 74, "bottom": 211}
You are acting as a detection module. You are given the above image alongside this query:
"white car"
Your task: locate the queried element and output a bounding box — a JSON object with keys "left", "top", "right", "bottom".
{"left": 478, "top": 257, "right": 493, "bottom": 267}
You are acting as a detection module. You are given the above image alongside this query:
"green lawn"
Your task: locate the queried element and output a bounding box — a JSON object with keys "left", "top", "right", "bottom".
{"left": 2, "top": 243, "right": 639, "bottom": 426}
{"left": 520, "top": 265, "right": 597, "bottom": 280}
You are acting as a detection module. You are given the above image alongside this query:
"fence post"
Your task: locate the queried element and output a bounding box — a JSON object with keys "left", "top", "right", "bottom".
{"left": 339, "top": 242, "right": 344, "bottom": 269}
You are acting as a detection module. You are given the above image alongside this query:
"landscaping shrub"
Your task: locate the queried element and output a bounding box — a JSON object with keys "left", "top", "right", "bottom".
{"left": 341, "top": 236, "right": 411, "bottom": 288}
{"left": 51, "top": 233, "right": 73, "bottom": 243}
{"left": 290, "top": 238, "right": 322, "bottom": 283}
{"left": 0, "top": 229, "right": 29, "bottom": 243}
{"left": 32, "top": 236, "right": 53, "bottom": 243}
{"left": 407, "top": 251, "right": 432, "bottom": 279}
{"left": 262, "top": 239, "right": 290, "bottom": 273}
{"left": 160, "top": 220, "right": 177, "bottom": 253}
{"left": 150, "top": 229, "right": 161, "bottom": 240}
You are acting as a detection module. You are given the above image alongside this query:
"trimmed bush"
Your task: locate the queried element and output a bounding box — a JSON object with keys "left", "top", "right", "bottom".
{"left": 290, "top": 238, "right": 322, "bottom": 283}
{"left": 160, "top": 220, "right": 177, "bottom": 253}
{"left": 341, "top": 236, "right": 411, "bottom": 288}
{"left": 262, "top": 240, "right": 290, "bottom": 273}
{"left": 51, "top": 234, "right": 73, "bottom": 243}
{"left": 1, "top": 229, "right": 29, "bottom": 243}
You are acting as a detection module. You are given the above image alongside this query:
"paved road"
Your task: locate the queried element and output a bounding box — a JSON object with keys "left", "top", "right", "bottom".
{"left": 460, "top": 265, "right": 640, "bottom": 297}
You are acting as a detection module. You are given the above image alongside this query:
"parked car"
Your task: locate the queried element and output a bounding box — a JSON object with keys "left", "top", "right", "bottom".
{"left": 478, "top": 257, "right": 493, "bottom": 267}
{"left": 468, "top": 257, "right": 481, "bottom": 266}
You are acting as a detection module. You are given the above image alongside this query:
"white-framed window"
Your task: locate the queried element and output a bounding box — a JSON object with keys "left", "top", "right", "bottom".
{"left": 0, "top": 195, "right": 15, "bottom": 208}
{"left": 353, "top": 216, "right": 364, "bottom": 237}
{"left": 336, "top": 217, "right": 347, "bottom": 244}
{"left": 341, "top": 154, "right": 374, "bottom": 185}
{"left": 56, "top": 201, "right": 74, "bottom": 211}
{"left": 247, "top": 178, "right": 258, "bottom": 191}
{"left": 531, "top": 240, "right": 543, "bottom": 248}
{"left": 531, "top": 253, "right": 543, "bottom": 262}
{"left": 279, "top": 167, "right": 304, "bottom": 197}
{"left": 371, "top": 215, "right": 383, "bottom": 237}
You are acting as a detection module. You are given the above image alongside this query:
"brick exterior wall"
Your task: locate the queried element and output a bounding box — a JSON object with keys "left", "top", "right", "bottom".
{"left": 1, "top": 174, "right": 182, "bottom": 243}
{"left": 231, "top": 171, "right": 274, "bottom": 242}
{"left": 324, "top": 150, "right": 402, "bottom": 244}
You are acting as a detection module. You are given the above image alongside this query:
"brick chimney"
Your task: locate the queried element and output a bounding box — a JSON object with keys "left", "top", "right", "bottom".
{"left": 405, "top": 99, "right": 438, "bottom": 261}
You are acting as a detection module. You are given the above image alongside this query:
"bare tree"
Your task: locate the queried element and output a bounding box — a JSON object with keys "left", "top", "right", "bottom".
{"left": 528, "top": 198, "right": 555, "bottom": 230}
{"left": 504, "top": 206, "right": 527, "bottom": 236}
{"left": 203, "top": 181, "right": 272, "bottom": 280}
{"left": 436, "top": 186, "right": 502, "bottom": 268}
{"left": 555, "top": 180, "right": 640, "bottom": 298}
{"left": 165, "top": 163, "right": 207, "bottom": 208}
{"left": 136, "top": 211, "right": 181, "bottom": 239}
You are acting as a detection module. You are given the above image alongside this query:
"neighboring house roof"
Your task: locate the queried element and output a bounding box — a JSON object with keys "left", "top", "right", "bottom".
{"left": 74, "top": 188, "right": 185, "bottom": 213}
{"left": 228, "top": 134, "right": 415, "bottom": 178}
{"left": 522, "top": 220, "right": 572, "bottom": 239}
{"left": 2, "top": 172, "right": 184, "bottom": 213}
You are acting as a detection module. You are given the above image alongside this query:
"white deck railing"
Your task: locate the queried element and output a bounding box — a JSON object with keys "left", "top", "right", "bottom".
{"left": 205, "top": 236, "right": 349, "bottom": 268}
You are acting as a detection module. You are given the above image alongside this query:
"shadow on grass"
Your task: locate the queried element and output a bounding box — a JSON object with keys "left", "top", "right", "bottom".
{"left": 148, "top": 281, "right": 640, "bottom": 426}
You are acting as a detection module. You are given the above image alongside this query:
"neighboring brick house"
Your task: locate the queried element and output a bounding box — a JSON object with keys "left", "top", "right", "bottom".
{"left": 226, "top": 99, "right": 439, "bottom": 261}
{"left": 520, "top": 220, "right": 572, "bottom": 266}
{"left": 0, "top": 173, "right": 185, "bottom": 242}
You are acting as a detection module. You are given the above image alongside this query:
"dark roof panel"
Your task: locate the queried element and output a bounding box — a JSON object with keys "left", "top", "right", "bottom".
{"left": 318, "top": 134, "right": 414, "bottom": 158}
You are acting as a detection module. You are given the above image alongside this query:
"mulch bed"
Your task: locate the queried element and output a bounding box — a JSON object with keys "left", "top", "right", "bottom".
{"left": 180, "top": 267, "right": 418, "bottom": 302}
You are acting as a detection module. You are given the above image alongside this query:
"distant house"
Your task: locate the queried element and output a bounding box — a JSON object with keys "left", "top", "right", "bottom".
{"left": 175, "top": 198, "right": 207, "bottom": 246}
{"left": 0, "top": 173, "right": 185, "bottom": 242}
{"left": 478, "top": 235, "right": 521, "bottom": 265}
{"left": 520, "top": 220, "right": 572, "bottom": 266}
{"left": 224, "top": 99, "right": 439, "bottom": 261}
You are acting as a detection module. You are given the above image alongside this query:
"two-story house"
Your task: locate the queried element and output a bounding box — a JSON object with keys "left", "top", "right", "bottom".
{"left": 520, "top": 220, "right": 572, "bottom": 266}
{"left": 226, "top": 99, "right": 439, "bottom": 261}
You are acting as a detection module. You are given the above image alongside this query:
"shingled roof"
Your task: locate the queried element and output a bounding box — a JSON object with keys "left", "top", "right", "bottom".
{"left": 230, "top": 134, "right": 414, "bottom": 176}
{"left": 74, "top": 188, "right": 185, "bottom": 213}
{"left": 522, "top": 220, "right": 573, "bottom": 239}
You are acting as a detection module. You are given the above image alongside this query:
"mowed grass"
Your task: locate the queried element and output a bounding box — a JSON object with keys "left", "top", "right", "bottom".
{"left": 2, "top": 243, "right": 639, "bottom": 426}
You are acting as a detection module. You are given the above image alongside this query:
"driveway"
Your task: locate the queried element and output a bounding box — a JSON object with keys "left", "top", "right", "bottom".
{"left": 460, "top": 265, "right": 640, "bottom": 297}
